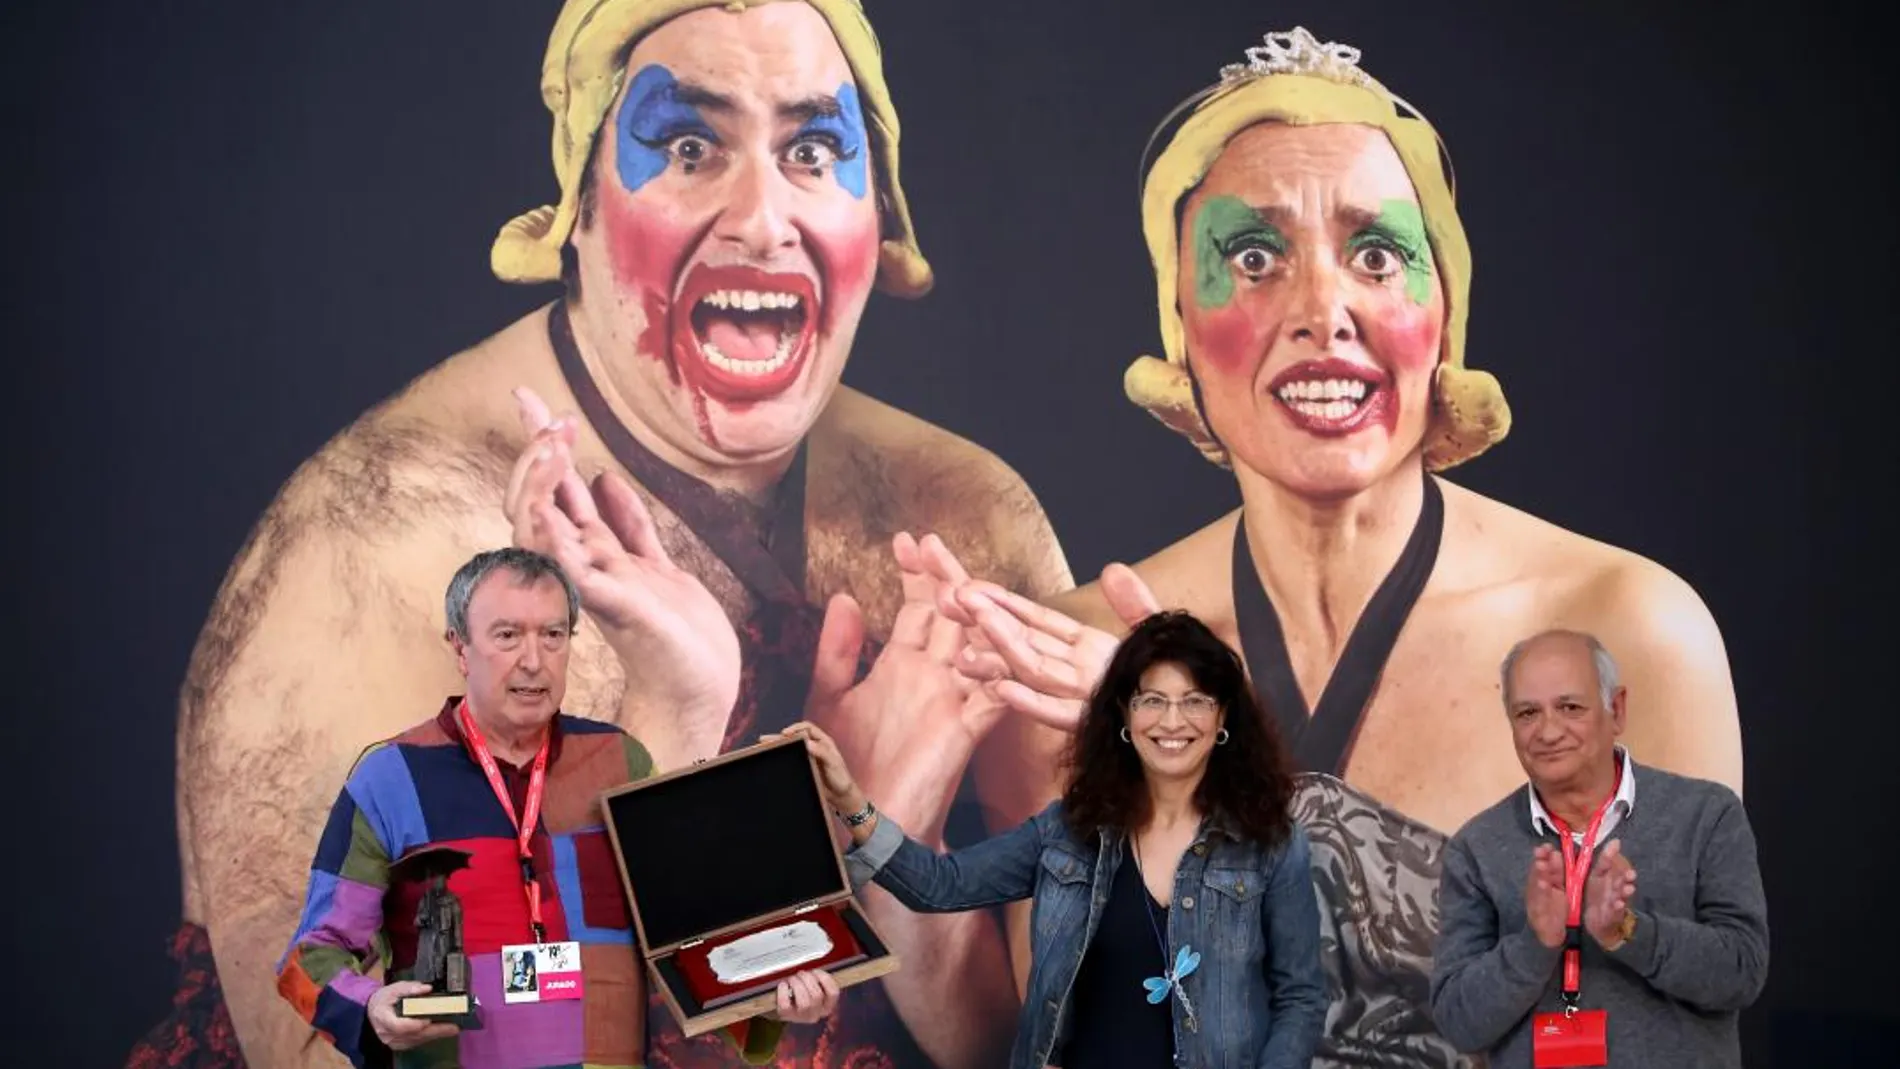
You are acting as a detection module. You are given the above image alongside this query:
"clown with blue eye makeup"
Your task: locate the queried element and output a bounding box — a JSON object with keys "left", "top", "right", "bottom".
{"left": 165, "top": 3, "right": 1076, "bottom": 1069}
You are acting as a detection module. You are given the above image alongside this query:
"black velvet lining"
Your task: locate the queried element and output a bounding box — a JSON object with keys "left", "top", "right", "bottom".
{"left": 603, "top": 741, "right": 847, "bottom": 950}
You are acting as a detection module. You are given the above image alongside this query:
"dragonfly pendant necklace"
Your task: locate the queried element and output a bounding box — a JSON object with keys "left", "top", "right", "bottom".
{"left": 1131, "top": 837, "right": 1201, "bottom": 1018}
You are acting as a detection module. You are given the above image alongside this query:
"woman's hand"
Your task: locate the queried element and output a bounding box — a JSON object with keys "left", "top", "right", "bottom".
{"left": 768, "top": 721, "right": 867, "bottom": 821}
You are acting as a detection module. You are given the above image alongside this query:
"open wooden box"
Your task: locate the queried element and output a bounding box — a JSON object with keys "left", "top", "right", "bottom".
{"left": 597, "top": 736, "right": 900, "bottom": 1036}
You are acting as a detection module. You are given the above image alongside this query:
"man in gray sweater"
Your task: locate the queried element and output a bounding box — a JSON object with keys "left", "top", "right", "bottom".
{"left": 1430, "top": 630, "right": 1768, "bottom": 1067}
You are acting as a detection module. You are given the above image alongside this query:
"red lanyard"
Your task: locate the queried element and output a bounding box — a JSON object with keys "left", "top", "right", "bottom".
{"left": 1542, "top": 762, "right": 1623, "bottom": 1007}
{"left": 457, "top": 700, "right": 551, "bottom": 944}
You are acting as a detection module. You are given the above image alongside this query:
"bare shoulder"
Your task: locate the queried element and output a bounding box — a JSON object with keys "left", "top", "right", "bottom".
{"left": 183, "top": 392, "right": 512, "bottom": 726}
{"left": 1439, "top": 479, "right": 1728, "bottom": 659}
{"left": 1441, "top": 479, "right": 1742, "bottom": 790}
{"left": 180, "top": 336, "right": 532, "bottom": 879}
{"left": 810, "top": 387, "right": 1072, "bottom": 596}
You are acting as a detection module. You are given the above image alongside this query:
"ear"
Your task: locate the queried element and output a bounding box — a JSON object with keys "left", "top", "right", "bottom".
{"left": 1608, "top": 686, "right": 1628, "bottom": 735}
{"left": 446, "top": 630, "right": 470, "bottom": 675}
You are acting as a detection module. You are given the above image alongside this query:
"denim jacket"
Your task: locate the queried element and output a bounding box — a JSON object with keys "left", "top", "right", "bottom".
{"left": 845, "top": 800, "right": 1326, "bottom": 1069}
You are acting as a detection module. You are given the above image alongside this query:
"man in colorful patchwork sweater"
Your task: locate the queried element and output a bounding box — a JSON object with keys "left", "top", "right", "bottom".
{"left": 276, "top": 547, "right": 841, "bottom": 1067}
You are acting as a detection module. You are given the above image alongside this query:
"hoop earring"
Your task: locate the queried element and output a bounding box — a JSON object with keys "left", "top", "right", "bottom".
{"left": 1215, "top": 728, "right": 1230, "bottom": 745}
{"left": 1120, "top": 727, "right": 1132, "bottom": 743}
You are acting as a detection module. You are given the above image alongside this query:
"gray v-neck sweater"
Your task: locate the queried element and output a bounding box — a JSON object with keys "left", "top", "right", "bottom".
{"left": 1429, "top": 761, "right": 1769, "bottom": 1067}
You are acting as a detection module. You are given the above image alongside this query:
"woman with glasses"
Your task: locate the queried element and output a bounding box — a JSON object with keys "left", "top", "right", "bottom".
{"left": 771, "top": 611, "right": 1325, "bottom": 1069}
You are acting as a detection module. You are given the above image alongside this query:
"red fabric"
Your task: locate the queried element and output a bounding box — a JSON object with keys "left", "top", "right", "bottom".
{"left": 574, "top": 827, "right": 634, "bottom": 931}
{"left": 384, "top": 836, "right": 571, "bottom": 962}
{"left": 123, "top": 922, "right": 248, "bottom": 1069}
{"left": 672, "top": 903, "right": 864, "bottom": 1006}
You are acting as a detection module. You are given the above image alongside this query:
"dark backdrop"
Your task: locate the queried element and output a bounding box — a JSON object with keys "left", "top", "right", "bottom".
{"left": 7, "top": 0, "right": 1890, "bottom": 1065}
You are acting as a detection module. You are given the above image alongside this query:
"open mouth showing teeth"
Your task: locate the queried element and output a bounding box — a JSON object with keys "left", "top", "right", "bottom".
{"left": 510, "top": 686, "right": 549, "bottom": 698}
{"left": 690, "top": 289, "right": 807, "bottom": 377}
{"left": 1151, "top": 738, "right": 1194, "bottom": 752}
{"left": 1274, "top": 377, "right": 1373, "bottom": 420}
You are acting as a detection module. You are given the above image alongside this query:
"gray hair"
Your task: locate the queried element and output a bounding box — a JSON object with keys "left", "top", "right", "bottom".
{"left": 444, "top": 548, "right": 582, "bottom": 643}
{"left": 1499, "top": 629, "right": 1621, "bottom": 710}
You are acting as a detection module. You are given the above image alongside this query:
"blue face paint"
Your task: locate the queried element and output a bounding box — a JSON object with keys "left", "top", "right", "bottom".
{"left": 615, "top": 65, "right": 715, "bottom": 193}
{"left": 791, "top": 82, "right": 868, "bottom": 199}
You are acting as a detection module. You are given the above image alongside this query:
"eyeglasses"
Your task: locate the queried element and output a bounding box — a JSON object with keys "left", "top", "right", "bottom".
{"left": 1128, "top": 692, "right": 1220, "bottom": 719}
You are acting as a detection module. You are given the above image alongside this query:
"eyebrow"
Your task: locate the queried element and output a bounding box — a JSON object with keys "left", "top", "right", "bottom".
{"left": 667, "top": 81, "right": 843, "bottom": 126}
{"left": 1236, "top": 203, "right": 1398, "bottom": 232}
{"left": 781, "top": 93, "right": 843, "bottom": 125}
{"left": 667, "top": 82, "right": 736, "bottom": 114}
{"left": 1335, "top": 205, "right": 1384, "bottom": 231}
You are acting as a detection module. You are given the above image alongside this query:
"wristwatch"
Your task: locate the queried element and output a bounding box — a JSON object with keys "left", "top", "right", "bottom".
{"left": 1604, "top": 909, "right": 1638, "bottom": 950}
{"left": 839, "top": 799, "right": 877, "bottom": 828}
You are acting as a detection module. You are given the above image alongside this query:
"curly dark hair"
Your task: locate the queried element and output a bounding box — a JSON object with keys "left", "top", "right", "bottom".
{"left": 1061, "top": 610, "right": 1296, "bottom": 848}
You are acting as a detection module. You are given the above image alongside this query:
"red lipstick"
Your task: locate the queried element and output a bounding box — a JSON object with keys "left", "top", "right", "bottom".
{"left": 670, "top": 264, "right": 819, "bottom": 404}
{"left": 1266, "top": 357, "right": 1395, "bottom": 437}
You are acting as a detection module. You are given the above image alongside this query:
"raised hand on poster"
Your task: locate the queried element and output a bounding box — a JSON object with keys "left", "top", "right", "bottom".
{"left": 804, "top": 533, "right": 1007, "bottom": 846}
{"left": 950, "top": 564, "right": 1161, "bottom": 733}
{"left": 506, "top": 386, "right": 741, "bottom": 770}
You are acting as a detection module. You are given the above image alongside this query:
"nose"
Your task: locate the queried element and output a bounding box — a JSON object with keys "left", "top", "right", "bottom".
{"left": 1532, "top": 709, "right": 1566, "bottom": 744}
{"left": 714, "top": 156, "right": 800, "bottom": 260}
{"left": 517, "top": 640, "right": 543, "bottom": 674}
{"left": 1283, "top": 256, "right": 1356, "bottom": 349}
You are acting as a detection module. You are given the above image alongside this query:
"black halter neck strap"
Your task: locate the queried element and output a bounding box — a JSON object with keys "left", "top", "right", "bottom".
{"left": 1231, "top": 475, "right": 1445, "bottom": 775}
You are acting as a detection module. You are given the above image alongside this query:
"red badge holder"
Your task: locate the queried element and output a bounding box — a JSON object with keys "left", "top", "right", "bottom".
{"left": 1532, "top": 926, "right": 1608, "bottom": 1067}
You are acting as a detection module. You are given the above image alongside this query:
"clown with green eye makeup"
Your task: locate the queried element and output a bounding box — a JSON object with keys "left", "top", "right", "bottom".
{"left": 939, "top": 27, "right": 1744, "bottom": 1069}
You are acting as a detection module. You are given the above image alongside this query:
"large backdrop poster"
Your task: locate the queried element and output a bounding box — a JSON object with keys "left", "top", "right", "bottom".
{"left": 13, "top": 0, "right": 1888, "bottom": 1067}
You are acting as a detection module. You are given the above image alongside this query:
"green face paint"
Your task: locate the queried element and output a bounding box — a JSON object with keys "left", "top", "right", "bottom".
{"left": 1346, "top": 199, "right": 1434, "bottom": 305}
{"left": 1191, "top": 194, "right": 1287, "bottom": 310}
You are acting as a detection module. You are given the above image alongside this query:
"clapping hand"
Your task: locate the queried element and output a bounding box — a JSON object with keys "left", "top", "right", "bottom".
{"left": 946, "top": 564, "right": 1161, "bottom": 732}
{"left": 504, "top": 387, "right": 741, "bottom": 769}
{"left": 1526, "top": 844, "right": 1569, "bottom": 949}
{"left": 1584, "top": 840, "right": 1638, "bottom": 949}
{"left": 800, "top": 533, "right": 1007, "bottom": 845}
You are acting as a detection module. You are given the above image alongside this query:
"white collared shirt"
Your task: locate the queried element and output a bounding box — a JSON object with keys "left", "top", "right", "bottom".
{"left": 1527, "top": 746, "right": 1637, "bottom": 844}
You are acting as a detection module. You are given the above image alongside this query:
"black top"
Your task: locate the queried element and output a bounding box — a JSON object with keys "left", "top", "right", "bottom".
{"left": 1059, "top": 850, "right": 1177, "bottom": 1068}
{"left": 1232, "top": 473, "right": 1444, "bottom": 775}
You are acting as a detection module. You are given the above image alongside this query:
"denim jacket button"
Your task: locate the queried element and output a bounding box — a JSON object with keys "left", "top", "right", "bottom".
{"left": 1181, "top": 895, "right": 1195, "bottom": 909}
{"left": 1192, "top": 844, "right": 1206, "bottom": 856}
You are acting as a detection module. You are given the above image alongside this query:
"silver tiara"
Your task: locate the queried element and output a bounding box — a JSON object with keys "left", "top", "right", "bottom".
{"left": 1218, "top": 27, "right": 1373, "bottom": 89}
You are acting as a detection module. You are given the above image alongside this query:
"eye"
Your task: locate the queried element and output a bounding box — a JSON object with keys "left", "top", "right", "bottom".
{"left": 1230, "top": 245, "right": 1278, "bottom": 278}
{"left": 784, "top": 135, "right": 844, "bottom": 174}
{"left": 1349, "top": 242, "right": 1404, "bottom": 279}
{"left": 664, "top": 133, "right": 718, "bottom": 173}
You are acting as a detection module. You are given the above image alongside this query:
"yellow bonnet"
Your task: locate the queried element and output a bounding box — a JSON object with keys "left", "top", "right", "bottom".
{"left": 489, "top": 0, "right": 932, "bottom": 299}
{"left": 1124, "top": 27, "right": 1509, "bottom": 471}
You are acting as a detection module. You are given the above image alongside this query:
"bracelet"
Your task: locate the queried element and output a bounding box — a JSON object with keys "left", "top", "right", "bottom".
{"left": 839, "top": 799, "right": 877, "bottom": 828}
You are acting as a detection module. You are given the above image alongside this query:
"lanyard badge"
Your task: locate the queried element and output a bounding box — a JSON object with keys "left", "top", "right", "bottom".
{"left": 1530, "top": 767, "right": 1622, "bottom": 1068}
{"left": 457, "top": 701, "right": 584, "bottom": 1003}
